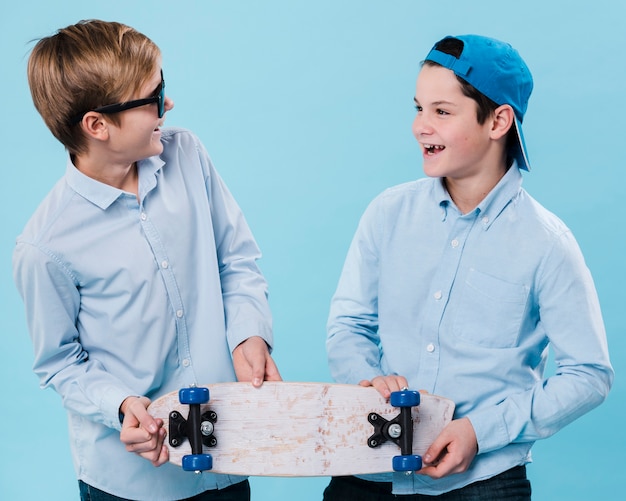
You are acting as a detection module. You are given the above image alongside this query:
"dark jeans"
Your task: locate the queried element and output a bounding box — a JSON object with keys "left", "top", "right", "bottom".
{"left": 323, "top": 466, "right": 531, "bottom": 501}
{"left": 78, "top": 479, "right": 250, "bottom": 501}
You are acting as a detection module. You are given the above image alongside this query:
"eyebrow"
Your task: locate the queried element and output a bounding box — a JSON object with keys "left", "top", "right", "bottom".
{"left": 414, "top": 97, "right": 457, "bottom": 107}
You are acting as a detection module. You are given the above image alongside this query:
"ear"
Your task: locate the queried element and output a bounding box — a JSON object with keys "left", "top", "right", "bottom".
{"left": 79, "top": 112, "right": 110, "bottom": 142}
{"left": 489, "top": 104, "right": 515, "bottom": 141}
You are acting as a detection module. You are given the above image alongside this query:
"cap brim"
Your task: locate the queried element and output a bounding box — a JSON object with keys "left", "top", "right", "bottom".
{"left": 513, "top": 118, "right": 531, "bottom": 171}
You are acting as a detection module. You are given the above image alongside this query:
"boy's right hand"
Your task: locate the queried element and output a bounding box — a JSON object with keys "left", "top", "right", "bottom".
{"left": 119, "top": 396, "right": 169, "bottom": 467}
{"left": 359, "top": 375, "right": 409, "bottom": 400}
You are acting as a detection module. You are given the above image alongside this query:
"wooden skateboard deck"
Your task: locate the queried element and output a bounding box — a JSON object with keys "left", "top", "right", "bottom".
{"left": 148, "top": 382, "right": 455, "bottom": 477}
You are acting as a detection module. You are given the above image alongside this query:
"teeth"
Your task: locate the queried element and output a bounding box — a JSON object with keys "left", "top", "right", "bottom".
{"left": 424, "top": 144, "right": 445, "bottom": 153}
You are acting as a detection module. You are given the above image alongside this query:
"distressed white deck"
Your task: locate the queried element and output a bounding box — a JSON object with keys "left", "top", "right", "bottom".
{"left": 148, "top": 382, "right": 454, "bottom": 477}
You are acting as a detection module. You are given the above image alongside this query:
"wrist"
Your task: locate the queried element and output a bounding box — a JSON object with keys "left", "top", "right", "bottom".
{"left": 119, "top": 395, "right": 141, "bottom": 424}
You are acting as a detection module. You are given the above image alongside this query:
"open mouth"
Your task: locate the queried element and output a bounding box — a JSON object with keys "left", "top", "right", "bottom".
{"left": 423, "top": 144, "right": 445, "bottom": 155}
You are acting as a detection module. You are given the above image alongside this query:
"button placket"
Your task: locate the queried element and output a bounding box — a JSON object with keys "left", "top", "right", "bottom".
{"left": 139, "top": 205, "right": 193, "bottom": 377}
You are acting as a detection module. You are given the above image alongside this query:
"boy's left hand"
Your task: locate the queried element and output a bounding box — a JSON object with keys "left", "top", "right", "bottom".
{"left": 416, "top": 417, "right": 478, "bottom": 479}
{"left": 119, "top": 396, "right": 169, "bottom": 467}
{"left": 232, "top": 336, "right": 282, "bottom": 387}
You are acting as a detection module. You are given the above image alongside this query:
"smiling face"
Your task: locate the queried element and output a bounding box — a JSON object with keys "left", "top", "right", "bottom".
{"left": 412, "top": 64, "right": 502, "bottom": 181}
{"left": 106, "top": 66, "right": 174, "bottom": 164}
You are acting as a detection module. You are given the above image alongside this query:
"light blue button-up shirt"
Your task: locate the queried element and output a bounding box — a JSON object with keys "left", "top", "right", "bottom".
{"left": 13, "top": 127, "right": 272, "bottom": 500}
{"left": 327, "top": 165, "right": 613, "bottom": 495}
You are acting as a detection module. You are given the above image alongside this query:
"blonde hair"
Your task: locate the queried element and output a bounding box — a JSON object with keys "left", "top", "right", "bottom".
{"left": 27, "top": 19, "right": 161, "bottom": 155}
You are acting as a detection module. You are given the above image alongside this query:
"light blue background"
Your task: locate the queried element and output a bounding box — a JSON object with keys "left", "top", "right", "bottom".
{"left": 1, "top": 1, "right": 623, "bottom": 500}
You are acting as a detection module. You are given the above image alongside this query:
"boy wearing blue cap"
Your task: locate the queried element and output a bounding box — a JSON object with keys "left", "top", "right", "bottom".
{"left": 14, "top": 20, "right": 280, "bottom": 500}
{"left": 324, "top": 35, "right": 613, "bottom": 499}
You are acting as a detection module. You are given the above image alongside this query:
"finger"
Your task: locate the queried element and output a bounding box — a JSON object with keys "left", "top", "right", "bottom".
{"left": 127, "top": 426, "right": 165, "bottom": 455}
{"left": 150, "top": 443, "right": 170, "bottom": 467}
{"left": 370, "top": 377, "right": 392, "bottom": 399}
{"left": 264, "top": 357, "right": 282, "bottom": 382}
{"left": 122, "top": 416, "right": 163, "bottom": 449}
{"left": 371, "top": 375, "right": 409, "bottom": 397}
{"left": 135, "top": 407, "right": 160, "bottom": 435}
{"left": 422, "top": 434, "right": 449, "bottom": 466}
{"left": 122, "top": 397, "right": 159, "bottom": 435}
{"left": 122, "top": 426, "right": 153, "bottom": 447}
{"left": 386, "top": 375, "right": 409, "bottom": 393}
{"left": 418, "top": 447, "right": 457, "bottom": 479}
{"left": 417, "top": 437, "right": 453, "bottom": 478}
{"left": 358, "top": 380, "right": 373, "bottom": 387}
{"left": 121, "top": 417, "right": 154, "bottom": 447}
{"left": 417, "top": 463, "right": 446, "bottom": 479}
{"left": 150, "top": 427, "right": 168, "bottom": 464}
{"left": 248, "top": 351, "right": 267, "bottom": 387}
{"left": 233, "top": 337, "right": 272, "bottom": 386}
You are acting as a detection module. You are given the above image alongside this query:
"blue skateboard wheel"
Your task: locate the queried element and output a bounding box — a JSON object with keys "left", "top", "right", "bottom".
{"left": 390, "top": 390, "right": 420, "bottom": 408}
{"left": 182, "top": 453, "right": 213, "bottom": 472}
{"left": 393, "top": 454, "right": 422, "bottom": 472}
{"left": 179, "top": 387, "right": 210, "bottom": 405}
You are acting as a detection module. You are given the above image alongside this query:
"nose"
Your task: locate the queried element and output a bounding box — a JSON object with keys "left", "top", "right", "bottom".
{"left": 164, "top": 94, "right": 174, "bottom": 112}
{"left": 412, "top": 112, "right": 432, "bottom": 139}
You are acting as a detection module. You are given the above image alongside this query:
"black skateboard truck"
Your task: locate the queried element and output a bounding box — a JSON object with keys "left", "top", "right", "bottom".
{"left": 367, "top": 389, "right": 422, "bottom": 471}
{"left": 169, "top": 386, "right": 217, "bottom": 472}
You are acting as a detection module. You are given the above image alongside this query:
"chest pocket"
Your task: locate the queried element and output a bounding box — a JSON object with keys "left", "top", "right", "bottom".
{"left": 452, "top": 268, "right": 530, "bottom": 348}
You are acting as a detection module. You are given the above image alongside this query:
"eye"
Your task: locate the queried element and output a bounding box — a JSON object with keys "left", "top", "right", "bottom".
{"left": 436, "top": 108, "right": 449, "bottom": 116}
{"left": 414, "top": 104, "right": 422, "bottom": 112}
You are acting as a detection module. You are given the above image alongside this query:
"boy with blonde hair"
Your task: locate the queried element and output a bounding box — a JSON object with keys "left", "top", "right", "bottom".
{"left": 14, "top": 19, "right": 280, "bottom": 500}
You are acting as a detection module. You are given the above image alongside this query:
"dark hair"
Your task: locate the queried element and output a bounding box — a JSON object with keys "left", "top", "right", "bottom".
{"left": 424, "top": 37, "right": 498, "bottom": 124}
{"left": 424, "top": 37, "right": 517, "bottom": 154}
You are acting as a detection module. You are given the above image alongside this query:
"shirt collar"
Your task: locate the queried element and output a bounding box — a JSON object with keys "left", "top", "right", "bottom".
{"left": 477, "top": 163, "right": 523, "bottom": 229}
{"left": 435, "top": 162, "right": 524, "bottom": 227}
{"left": 64, "top": 155, "right": 165, "bottom": 210}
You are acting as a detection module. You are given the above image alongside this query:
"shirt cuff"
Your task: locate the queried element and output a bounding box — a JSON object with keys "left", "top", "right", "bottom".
{"left": 227, "top": 321, "right": 273, "bottom": 353}
{"left": 467, "top": 404, "right": 511, "bottom": 454}
{"left": 100, "top": 385, "right": 138, "bottom": 431}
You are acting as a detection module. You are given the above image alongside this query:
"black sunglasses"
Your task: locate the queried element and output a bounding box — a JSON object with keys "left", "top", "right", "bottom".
{"left": 70, "top": 70, "right": 165, "bottom": 125}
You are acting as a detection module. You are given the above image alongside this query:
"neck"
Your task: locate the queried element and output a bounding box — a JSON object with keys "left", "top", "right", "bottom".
{"left": 74, "top": 155, "right": 139, "bottom": 195}
{"left": 444, "top": 165, "right": 509, "bottom": 214}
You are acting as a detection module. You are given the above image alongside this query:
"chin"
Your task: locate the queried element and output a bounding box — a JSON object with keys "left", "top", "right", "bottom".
{"left": 422, "top": 162, "right": 445, "bottom": 179}
{"left": 150, "top": 139, "right": 164, "bottom": 156}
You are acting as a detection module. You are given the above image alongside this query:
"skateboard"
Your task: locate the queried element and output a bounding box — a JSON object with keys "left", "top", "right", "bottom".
{"left": 148, "top": 382, "right": 455, "bottom": 477}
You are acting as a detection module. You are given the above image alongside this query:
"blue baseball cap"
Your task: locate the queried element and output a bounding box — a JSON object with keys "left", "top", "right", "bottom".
{"left": 424, "top": 35, "right": 533, "bottom": 171}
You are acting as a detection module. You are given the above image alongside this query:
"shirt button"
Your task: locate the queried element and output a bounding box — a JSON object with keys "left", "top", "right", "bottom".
{"left": 161, "top": 260, "right": 169, "bottom": 269}
{"left": 451, "top": 239, "right": 459, "bottom": 248}
{"left": 140, "top": 213, "right": 147, "bottom": 221}
{"left": 426, "top": 343, "right": 435, "bottom": 353}
{"left": 182, "top": 358, "right": 191, "bottom": 367}
{"left": 434, "top": 291, "right": 442, "bottom": 300}
{"left": 482, "top": 216, "right": 489, "bottom": 224}
{"left": 176, "top": 309, "right": 183, "bottom": 318}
